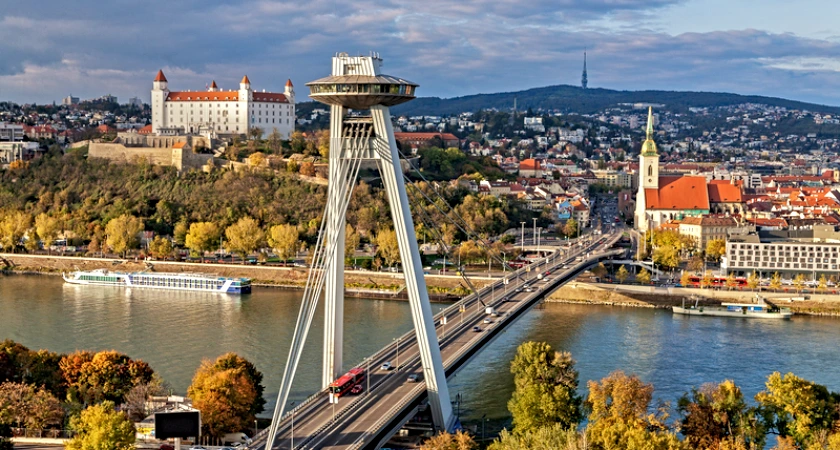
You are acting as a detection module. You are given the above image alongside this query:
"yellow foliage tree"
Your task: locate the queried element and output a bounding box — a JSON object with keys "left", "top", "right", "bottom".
{"left": 376, "top": 228, "right": 401, "bottom": 268}
{"left": 187, "top": 354, "right": 262, "bottom": 439}
{"left": 267, "top": 224, "right": 299, "bottom": 262}
{"left": 0, "top": 210, "right": 31, "bottom": 252}
{"left": 185, "top": 222, "right": 221, "bottom": 260}
{"left": 34, "top": 213, "right": 61, "bottom": 252}
{"left": 67, "top": 401, "right": 135, "bottom": 450}
{"left": 225, "top": 217, "right": 264, "bottom": 259}
{"left": 105, "top": 214, "right": 144, "bottom": 257}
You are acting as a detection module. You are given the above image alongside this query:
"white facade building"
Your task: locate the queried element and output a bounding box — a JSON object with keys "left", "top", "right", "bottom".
{"left": 151, "top": 71, "right": 295, "bottom": 138}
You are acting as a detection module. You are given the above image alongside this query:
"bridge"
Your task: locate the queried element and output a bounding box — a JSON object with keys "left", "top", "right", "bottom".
{"left": 252, "top": 231, "right": 625, "bottom": 450}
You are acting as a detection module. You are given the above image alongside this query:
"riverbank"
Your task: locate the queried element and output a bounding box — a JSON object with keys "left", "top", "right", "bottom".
{"left": 0, "top": 253, "right": 488, "bottom": 301}
{"left": 548, "top": 282, "right": 840, "bottom": 316}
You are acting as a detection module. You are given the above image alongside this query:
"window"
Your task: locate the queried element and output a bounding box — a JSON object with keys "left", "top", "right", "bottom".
{"left": 648, "top": 165, "right": 653, "bottom": 176}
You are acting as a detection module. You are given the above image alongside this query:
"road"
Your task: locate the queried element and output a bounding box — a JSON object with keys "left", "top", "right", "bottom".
{"left": 252, "top": 229, "right": 625, "bottom": 450}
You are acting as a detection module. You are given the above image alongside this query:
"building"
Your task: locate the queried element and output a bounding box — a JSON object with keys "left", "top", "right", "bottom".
{"left": 592, "top": 169, "right": 633, "bottom": 188}
{"left": 723, "top": 233, "right": 840, "bottom": 276}
{"left": 0, "top": 122, "right": 24, "bottom": 142}
{"left": 519, "top": 158, "right": 545, "bottom": 178}
{"left": 394, "top": 132, "right": 460, "bottom": 150}
{"left": 128, "top": 97, "right": 144, "bottom": 108}
{"left": 151, "top": 70, "right": 295, "bottom": 138}
{"left": 62, "top": 95, "right": 80, "bottom": 106}
{"left": 0, "top": 142, "right": 40, "bottom": 164}
{"left": 678, "top": 216, "right": 750, "bottom": 250}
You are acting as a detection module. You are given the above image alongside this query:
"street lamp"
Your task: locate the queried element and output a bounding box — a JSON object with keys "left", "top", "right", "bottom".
{"left": 366, "top": 357, "right": 371, "bottom": 394}
{"left": 481, "top": 414, "right": 487, "bottom": 443}
{"left": 532, "top": 218, "right": 538, "bottom": 253}
{"left": 290, "top": 401, "right": 296, "bottom": 450}
{"left": 393, "top": 337, "right": 401, "bottom": 371}
{"left": 520, "top": 222, "right": 526, "bottom": 252}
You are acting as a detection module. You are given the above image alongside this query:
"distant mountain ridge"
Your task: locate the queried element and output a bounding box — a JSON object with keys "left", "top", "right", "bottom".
{"left": 390, "top": 84, "right": 840, "bottom": 116}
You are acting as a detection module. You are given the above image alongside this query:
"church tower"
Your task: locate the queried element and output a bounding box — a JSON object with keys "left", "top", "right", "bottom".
{"left": 640, "top": 106, "right": 659, "bottom": 190}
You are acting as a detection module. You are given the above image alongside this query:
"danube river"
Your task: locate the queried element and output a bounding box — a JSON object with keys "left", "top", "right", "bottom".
{"left": 2, "top": 274, "right": 839, "bottom": 431}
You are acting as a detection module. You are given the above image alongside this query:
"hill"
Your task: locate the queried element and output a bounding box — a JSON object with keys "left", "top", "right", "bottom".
{"left": 390, "top": 85, "right": 840, "bottom": 116}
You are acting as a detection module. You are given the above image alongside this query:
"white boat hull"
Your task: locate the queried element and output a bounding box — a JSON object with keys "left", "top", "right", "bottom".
{"left": 673, "top": 306, "right": 792, "bottom": 319}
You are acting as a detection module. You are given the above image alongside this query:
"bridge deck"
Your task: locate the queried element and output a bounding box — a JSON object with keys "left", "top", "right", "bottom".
{"left": 253, "top": 231, "right": 625, "bottom": 450}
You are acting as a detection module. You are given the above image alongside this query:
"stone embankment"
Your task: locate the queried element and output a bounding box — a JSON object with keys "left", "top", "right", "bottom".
{"left": 0, "top": 253, "right": 488, "bottom": 301}
{"left": 549, "top": 282, "right": 840, "bottom": 316}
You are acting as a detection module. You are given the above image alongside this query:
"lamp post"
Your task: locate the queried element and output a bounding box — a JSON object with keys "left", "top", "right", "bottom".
{"left": 532, "top": 218, "right": 537, "bottom": 253}
{"left": 366, "top": 357, "right": 370, "bottom": 394}
{"left": 520, "top": 222, "right": 525, "bottom": 252}
{"left": 481, "top": 414, "right": 487, "bottom": 443}
{"left": 290, "top": 401, "right": 295, "bottom": 450}
{"left": 393, "top": 337, "right": 401, "bottom": 371}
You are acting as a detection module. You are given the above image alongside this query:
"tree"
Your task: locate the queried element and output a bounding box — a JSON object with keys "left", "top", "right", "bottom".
{"left": 420, "top": 430, "right": 478, "bottom": 450}
{"left": 123, "top": 377, "right": 168, "bottom": 422}
{"left": 317, "top": 129, "right": 330, "bottom": 159}
{"left": 701, "top": 271, "right": 714, "bottom": 289}
{"left": 267, "top": 224, "right": 299, "bottom": 262}
{"left": 755, "top": 372, "right": 839, "bottom": 446}
{"left": 616, "top": 265, "right": 629, "bottom": 284}
{"left": 249, "top": 151, "right": 266, "bottom": 168}
{"left": 489, "top": 424, "right": 584, "bottom": 450}
{"left": 187, "top": 353, "right": 264, "bottom": 438}
{"left": 266, "top": 129, "right": 283, "bottom": 154}
{"left": 818, "top": 274, "right": 828, "bottom": 292}
{"left": 34, "top": 213, "right": 61, "bottom": 253}
{"left": 0, "top": 211, "right": 31, "bottom": 252}
{"left": 225, "top": 217, "right": 264, "bottom": 259}
{"left": 680, "top": 271, "right": 693, "bottom": 287}
{"left": 0, "top": 382, "right": 64, "bottom": 429}
{"left": 105, "top": 214, "right": 144, "bottom": 257}
{"left": 345, "top": 224, "right": 360, "bottom": 264}
{"left": 60, "top": 350, "right": 154, "bottom": 406}
{"left": 185, "top": 222, "right": 221, "bottom": 260}
{"left": 770, "top": 272, "right": 783, "bottom": 291}
{"left": 592, "top": 262, "right": 607, "bottom": 279}
{"left": 678, "top": 380, "right": 765, "bottom": 450}
{"left": 653, "top": 245, "right": 680, "bottom": 270}
{"left": 286, "top": 159, "right": 299, "bottom": 173}
{"left": 248, "top": 126, "right": 264, "bottom": 142}
{"left": 67, "top": 401, "right": 135, "bottom": 450}
{"left": 706, "top": 239, "right": 726, "bottom": 262}
{"left": 586, "top": 371, "right": 685, "bottom": 449}
{"left": 376, "top": 228, "right": 401, "bottom": 268}
{"left": 148, "top": 236, "right": 174, "bottom": 259}
{"left": 563, "top": 219, "right": 578, "bottom": 238}
{"left": 688, "top": 255, "right": 705, "bottom": 273}
{"left": 508, "top": 342, "right": 581, "bottom": 434}
{"left": 793, "top": 274, "right": 806, "bottom": 293}
{"left": 747, "top": 272, "right": 760, "bottom": 291}
{"left": 726, "top": 273, "right": 738, "bottom": 290}
{"left": 173, "top": 221, "right": 189, "bottom": 247}
{"left": 299, "top": 161, "right": 315, "bottom": 177}
{"left": 636, "top": 267, "right": 651, "bottom": 284}
{"left": 290, "top": 131, "right": 306, "bottom": 154}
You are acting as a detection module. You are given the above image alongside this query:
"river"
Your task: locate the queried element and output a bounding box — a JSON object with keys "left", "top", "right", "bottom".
{"left": 2, "top": 274, "right": 839, "bottom": 434}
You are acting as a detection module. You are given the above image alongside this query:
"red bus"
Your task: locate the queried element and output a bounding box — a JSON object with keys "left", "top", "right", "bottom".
{"left": 685, "top": 275, "right": 747, "bottom": 287}
{"left": 328, "top": 368, "right": 366, "bottom": 397}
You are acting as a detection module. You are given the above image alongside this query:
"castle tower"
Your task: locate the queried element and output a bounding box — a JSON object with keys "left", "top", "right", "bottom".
{"left": 238, "top": 75, "right": 251, "bottom": 134}
{"left": 209, "top": 80, "right": 218, "bottom": 92}
{"left": 581, "top": 51, "right": 588, "bottom": 89}
{"left": 284, "top": 79, "right": 294, "bottom": 103}
{"left": 151, "top": 70, "right": 169, "bottom": 134}
{"left": 265, "top": 54, "right": 454, "bottom": 445}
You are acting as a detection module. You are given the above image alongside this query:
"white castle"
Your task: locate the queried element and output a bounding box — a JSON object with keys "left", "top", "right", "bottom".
{"left": 150, "top": 70, "right": 295, "bottom": 138}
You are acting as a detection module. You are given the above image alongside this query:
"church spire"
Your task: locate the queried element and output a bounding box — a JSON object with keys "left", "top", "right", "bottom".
{"left": 641, "top": 106, "right": 658, "bottom": 156}
{"left": 646, "top": 106, "right": 654, "bottom": 140}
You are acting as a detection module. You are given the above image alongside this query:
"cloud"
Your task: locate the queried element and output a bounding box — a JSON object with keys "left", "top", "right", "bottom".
{"left": 2, "top": 0, "right": 840, "bottom": 106}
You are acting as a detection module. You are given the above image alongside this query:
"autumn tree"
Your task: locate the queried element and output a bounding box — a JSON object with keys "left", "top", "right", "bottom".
{"left": 706, "top": 239, "right": 726, "bottom": 262}
{"left": 586, "top": 371, "right": 685, "bottom": 449}
{"left": 299, "top": 161, "right": 315, "bottom": 177}
{"left": 185, "top": 222, "right": 221, "bottom": 260}
{"left": 376, "top": 228, "right": 401, "bottom": 268}
{"left": 701, "top": 271, "right": 714, "bottom": 289}
{"left": 289, "top": 131, "right": 306, "bottom": 154}
{"left": 267, "top": 224, "right": 299, "bottom": 262}
{"left": 653, "top": 245, "right": 680, "bottom": 270}
{"left": 680, "top": 271, "right": 693, "bottom": 287}
{"left": 755, "top": 372, "right": 839, "bottom": 446}
{"left": 726, "top": 273, "right": 738, "bottom": 290}
{"left": 0, "top": 382, "right": 64, "bottom": 429}
{"left": 187, "top": 353, "right": 265, "bottom": 438}
{"left": 563, "top": 219, "right": 578, "bottom": 238}
{"left": 747, "top": 272, "right": 760, "bottom": 291}
{"left": 225, "top": 217, "right": 264, "bottom": 259}
{"left": 0, "top": 210, "right": 31, "bottom": 252}
{"left": 420, "top": 430, "right": 477, "bottom": 450}
{"left": 316, "top": 129, "right": 330, "bottom": 159}
{"left": 793, "top": 273, "right": 806, "bottom": 293}
{"left": 688, "top": 255, "right": 705, "bottom": 273}
{"left": 123, "top": 377, "right": 168, "bottom": 422}
{"left": 67, "top": 401, "right": 135, "bottom": 450}
{"left": 34, "top": 213, "right": 61, "bottom": 252}
{"left": 489, "top": 424, "right": 584, "bottom": 450}
{"left": 148, "top": 236, "right": 174, "bottom": 259}
{"left": 60, "top": 350, "right": 154, "bottom": 405}
{"left": 636, "top": 267, "right": 651, "bottom": 284}
{"left": 105, "top": 214, "right": 144, "bottom": 257}
{"left": 770, "top": 272, "right": 783, "bottom": 291}
{"left": 591, "top": 262, "right": 607, "bottom": 279}
{"left": 678, "top": 380, "right": 765, "bottom": 449}
{"left": 173, "top": 221, "right": 189, "bottom": 247}
{"left": 508, "top": 342, "right": 581, "bottom": 434}
{"left": 345, "top": 224, "right": 360, "bottom": 264}
{"left": 266, "top": 129, "right": 282, "bottom": 154}
{"left": 249, "top": 151, "right": 266, "bottom": 168}
{"left": 616, "top": 265, "right": 629, "bottom": 284}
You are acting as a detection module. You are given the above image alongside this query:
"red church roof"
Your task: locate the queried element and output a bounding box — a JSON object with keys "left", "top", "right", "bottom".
{"left": 708, "top": 183, "right": 743, "bottom": 203}
{"left": 644, "top": 176, "right": 710, "bottom": 210}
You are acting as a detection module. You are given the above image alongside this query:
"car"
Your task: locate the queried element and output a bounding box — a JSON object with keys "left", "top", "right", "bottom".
{"left": 160, "top": 445, "right": 174, "bottom": 450}
{"left": 483, "top": 319, "right": 493, "bottom": 324}
{"left": 350, "top": 384, "right": 364, "bottom": 395}
{"left": 407, "top": 374, "right": 420, "bottom": 383}
{"left": 380, "top": 362, "right": 393, "bottom": 371}
{"left": 472, "top": 326, "right": 482, "bottom": 332}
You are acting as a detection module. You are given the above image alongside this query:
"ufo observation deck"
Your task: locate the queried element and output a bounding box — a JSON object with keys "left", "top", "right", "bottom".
{"left": 306, "top": 74, "right": 418, "bottom": 109}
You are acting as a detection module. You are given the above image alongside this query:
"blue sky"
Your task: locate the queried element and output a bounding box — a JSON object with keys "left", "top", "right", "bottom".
{"left": 2, "top": 0, "right": 840, "bottom": 106}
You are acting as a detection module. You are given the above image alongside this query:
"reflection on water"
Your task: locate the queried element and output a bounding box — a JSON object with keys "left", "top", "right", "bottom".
{"left": 2, "top": 274, "right": 839, "bottom": 427}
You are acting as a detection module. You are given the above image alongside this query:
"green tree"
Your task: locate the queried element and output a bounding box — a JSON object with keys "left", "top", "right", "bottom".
{"left": 508, "top": 342, "right": 581, "bottom": 434}
{"left": 34, "top": 213, "right": 61, "bottom": 253}
{"left": 225, "top": 217, "right": 264, "bottom": 259}
{"left": 67, "top": 401, "right": 135, "bottom": 450}
{"left": 616, "top": 265, "right": 629, "bottom": 284}
{"left": 267, "top": 224, "right": 299, "bottom": 262}
{"left": 706, "top": 239, "right": 726, "bottom": 262}
{"left": 653, "top": 245, "right": 680, "bottom": 270}
{"left": 586, "top": 371, "right": 686, "bottom": 450}
{"left": 420, "top": 430, "right": 478, "bottom": 450}
{"left": 289, "top": 131, "right": 306, "bottom": 154}
{"left": 187, "top": 353, "right": 264, "bottom": 438}
{"left": 770, "top": 272, "right": 783, "bottom": 291}
{"left": 376, "top": 228, "right": 401, "bottom": 268}
{"left": 755, "top": 372, "right": 839, "bottom": 446}
{"left": 636, "top": 267, "right": 651, "bottom": 284}
{"left": 105, "top": 214, "right": 144, "bottom": 257}
{"left": 185, "top": 222, "right": 221, "bottom": 260}
{"left": 678, "top": 380, "right": 765, "bottom": 449}
{"left": 148, "top": 236, "right": 174, "bottom": 259}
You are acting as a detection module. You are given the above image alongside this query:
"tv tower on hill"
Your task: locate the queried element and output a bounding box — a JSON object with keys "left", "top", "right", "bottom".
{"left": 581, "top": 50, "right": 588, "bottom": 89}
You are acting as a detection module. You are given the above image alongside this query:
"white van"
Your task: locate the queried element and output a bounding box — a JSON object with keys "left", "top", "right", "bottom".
{"left": 223, "top": 433, "right": 252, "bottom": 445}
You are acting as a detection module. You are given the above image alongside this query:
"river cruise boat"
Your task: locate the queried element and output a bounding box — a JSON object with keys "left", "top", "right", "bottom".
{"left": 673, "top": 295, "right": 792, "bottom": 319}
{"left": 62, "top": 269, "right": 251, "bottom": 294}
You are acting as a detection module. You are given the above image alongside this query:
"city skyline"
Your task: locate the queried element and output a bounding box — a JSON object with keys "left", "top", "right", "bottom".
{"left": 2, "top": 0, "right": 840, "bottom": 106}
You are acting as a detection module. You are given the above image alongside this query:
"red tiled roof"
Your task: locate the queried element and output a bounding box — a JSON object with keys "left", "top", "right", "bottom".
{"left": 241, "top": 75, "right": 251, "bottom": 84}
{"left": 172, "top": 142, "right": 187, "bottom": 149}
{"left": 393, "top": 132, "right": 460, "bottom": 141}
{"left": 253, "top": 93, "right": 289, "bottom": 103}
{"left": 210, "top": 80, "right": 218, "bottom": 88}
{"left": 286, "top": 79, "right": 293, "bottom": 87}
{"left": 645, "top": 176, "right": 710, "bottom": 210}
{"left": 155, "top": 70, "right": 167, "bottom": 82}
{"left": 167, "top": 91, "right": 239, "bottom": 101}
{"left": 708, "top": 183, "right": 742, "bottom": 203}
{"left": 519, "top": 158, "right": 541, "bottom": 170}
{"left": 139, "top": 124, "right": 152, "bottom": 134}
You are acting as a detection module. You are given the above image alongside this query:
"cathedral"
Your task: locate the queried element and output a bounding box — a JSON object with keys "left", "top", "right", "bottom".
{"left": 634, "top": 107, "right": 744, "bottom": 231}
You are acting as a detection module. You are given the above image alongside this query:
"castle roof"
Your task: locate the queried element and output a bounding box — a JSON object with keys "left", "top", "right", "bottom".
{"left": 164, "top": 91, "right": 289, "bottom": 103}
{"left": 241, "top": 75, "right": 251, "bottom": 84}
{"left": 210, "top": 80, "right": 218, "bottom": 88}
{"left": 286, "top": 79, "right": 294, "bottom": 87}
{"left": 155, "top": 70, "right": 167, "bottom": 82}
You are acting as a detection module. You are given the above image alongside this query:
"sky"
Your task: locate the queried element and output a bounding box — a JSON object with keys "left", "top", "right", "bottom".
{"left": 2, "top": 0, "right": 840, "bottom": 106}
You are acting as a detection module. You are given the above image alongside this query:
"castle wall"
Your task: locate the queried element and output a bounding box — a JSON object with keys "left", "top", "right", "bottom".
{"left": 89, "top": 143, "right": 173, "bottom": 166}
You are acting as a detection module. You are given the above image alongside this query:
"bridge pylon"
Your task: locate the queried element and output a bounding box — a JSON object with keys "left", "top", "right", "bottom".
{"left": 265, "top": 53, "right": 454, "bottom": 446}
